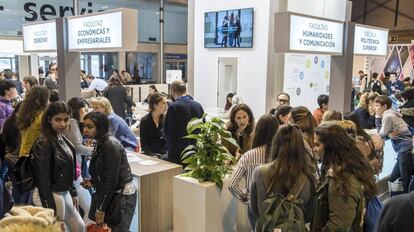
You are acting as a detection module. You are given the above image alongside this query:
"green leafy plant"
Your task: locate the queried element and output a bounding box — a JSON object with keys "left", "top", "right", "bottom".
{"left": 181, "top": 114, "right": 238, "bottom": 190}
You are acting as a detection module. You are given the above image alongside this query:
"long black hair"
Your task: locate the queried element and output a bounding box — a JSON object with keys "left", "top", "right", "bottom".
{"left": 83, "top": 111, "right": 110, "bottom": 141}
{"left": 67, "top": 97, "right": 88, "bottom": 122}
{"left": 41, "top": 101, "right": 71, "bottom": 140}
{"left": 251, "top": 114, "right": 279, "bottom": 161}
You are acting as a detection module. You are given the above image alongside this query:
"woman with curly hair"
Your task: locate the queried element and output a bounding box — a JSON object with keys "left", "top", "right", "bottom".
{"left": 312, "top": 123, "right": 377, "bottom": 232}
{"left": 16, "top": 86, "right": 50, "bottom": 158}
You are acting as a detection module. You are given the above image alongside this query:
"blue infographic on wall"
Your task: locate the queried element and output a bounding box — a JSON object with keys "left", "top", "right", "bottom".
{"left": 283, "top": 53, "right": 331, "bottom": 111}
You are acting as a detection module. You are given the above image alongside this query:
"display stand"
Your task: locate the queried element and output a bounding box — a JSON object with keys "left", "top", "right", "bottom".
{"left": 173, "top": 175, "right": 239, "bottom": 232}
{"left": 127, "top": 152, "right": 182, "bottom": 232}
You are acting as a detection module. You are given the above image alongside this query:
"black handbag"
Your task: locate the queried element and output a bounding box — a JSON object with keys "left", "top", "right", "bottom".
{"left": 89, "top": 192, "right": 122, "bottom": 225}
{"left": 13, "top": 155, "right": 35, "bottom": 192}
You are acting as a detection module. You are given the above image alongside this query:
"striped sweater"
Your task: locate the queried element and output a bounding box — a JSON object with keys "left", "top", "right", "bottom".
{"left": 228, "top": 145, "right": 267, "bottom": 203}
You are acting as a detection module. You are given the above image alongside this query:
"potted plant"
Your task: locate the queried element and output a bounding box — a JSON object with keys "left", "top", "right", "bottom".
{"left": 173, "top": 115, "right": 240, "bottom": 232}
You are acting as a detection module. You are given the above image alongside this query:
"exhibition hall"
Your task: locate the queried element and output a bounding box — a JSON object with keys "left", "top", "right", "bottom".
{"left": 0, "top": 0, "right": 413, "bottom": 231}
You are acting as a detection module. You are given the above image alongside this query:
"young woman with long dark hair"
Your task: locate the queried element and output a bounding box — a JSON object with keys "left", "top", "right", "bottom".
{"left": 249, "top": 124, "right": 316, "bottom": 227}
{"left": 289, "top": 106, "right": 319, "bottom": 175}
{"left": 140, "top": 92, "right": 167, "bottom": 156}
{"left": 228, "top": 114, "right": 279, "bottom": 203}
{"left": 312, "top": 123, "right": 377, "bottom": 232}
{"left": 82, "top": 112, "right": 136, "bottom": 232}
{"left": 31, "top": 102, "right": 85, "bottom": 231}
{"left": 66, "top": 97, "right": 93, "bottom": 225}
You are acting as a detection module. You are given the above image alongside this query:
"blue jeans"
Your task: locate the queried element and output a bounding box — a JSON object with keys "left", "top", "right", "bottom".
{"left": 390, "top": 150, "right": 414, "bottom": 193}
{"left": 0, "top": 162, "right": 8, "bottom": 181}
{"left": 109, "top": 192, "right": 137, "bottom": 232}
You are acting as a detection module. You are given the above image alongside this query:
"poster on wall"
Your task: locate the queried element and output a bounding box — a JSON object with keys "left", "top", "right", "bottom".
{"left": 370, "top": 44, "right": 414, "bottom": 81}
{"left": 283, "top": 53, "right": 331, "bottom": 111}
{"left": 166, "top": 70, "right": 182, "bottom": 84}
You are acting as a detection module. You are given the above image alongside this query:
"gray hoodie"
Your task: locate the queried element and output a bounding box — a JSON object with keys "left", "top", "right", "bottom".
{"left": 376, "top": 109, "right": 412, "bottom": 154}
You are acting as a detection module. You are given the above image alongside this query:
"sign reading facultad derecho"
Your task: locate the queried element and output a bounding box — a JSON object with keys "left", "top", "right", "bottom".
{"left": 23, "top": 21, "right": 57, "bottom": 52}
{"left": 354, "top": 25, "right": 388, "bottom": 56}
{"left": 289, "top": 15, "right": 344, "bottom": 54}
{"left": 67, "top": 11, "right": 122, "bottom": 50}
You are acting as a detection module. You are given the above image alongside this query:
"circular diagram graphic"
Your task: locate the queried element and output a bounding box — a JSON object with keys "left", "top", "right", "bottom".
{"left": 299, "top": 71, "right": 304, "bottom": 80}
{"left": 321, "top": 60, "right": 325, "bottom": 69}
{"left": 306, "top": 60, "right": 311, "bottom": 69}
{"left": 314, "top": 56, "right": 318, "bottom": 64}
{"left": 296, "top": 88, "right": 301, "bottom": 96}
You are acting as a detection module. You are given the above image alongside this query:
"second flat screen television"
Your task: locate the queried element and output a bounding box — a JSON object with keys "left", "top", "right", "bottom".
{"left": 204, "top": 8, "right": 254, "bottom": 48}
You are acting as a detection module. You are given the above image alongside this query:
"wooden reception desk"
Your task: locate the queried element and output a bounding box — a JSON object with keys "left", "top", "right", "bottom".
{"left": 127, "top": 152, "right": 182, "bottom": 232}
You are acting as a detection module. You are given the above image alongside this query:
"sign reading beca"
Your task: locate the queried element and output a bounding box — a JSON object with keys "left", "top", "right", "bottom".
{"left": 67, "top": 11, "right": 122, "bottom": 50}
{"left": 23, "top": 21, "right": 57, "bottom": 52}
{"left": 289, "top": 15, "right": 344, "bottom": 54}
{"left": 354, "top": 25, "right": 388, "bottom": 56}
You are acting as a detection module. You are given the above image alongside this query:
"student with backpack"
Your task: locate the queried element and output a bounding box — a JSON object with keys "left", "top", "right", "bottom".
{"left": 249, "top": 124, "right": 316, "bottom": 231}
{"left": 312, "top": 123, "right": 377, "bottom": 232}
{"left": 369, "top": 72, "right": 385, "bottom": 95}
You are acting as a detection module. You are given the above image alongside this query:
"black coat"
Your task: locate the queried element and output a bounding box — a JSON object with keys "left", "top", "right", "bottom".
{"left": 89, "top": 136, "right": 133, "bottom": 212}
{"left": 164, "top": 96, "right": 204, "bottom": 165}
{"left": 140, "top": 113, "right": 166, "bottom": 155}
{"left": 376, "top": 191, "right": 414, "bottom": 232}
{"left": 104, "top": 85, "right": 134, "bottom": 119}
{"left": 32, "top": 135, "right": 77, "bottom": 212}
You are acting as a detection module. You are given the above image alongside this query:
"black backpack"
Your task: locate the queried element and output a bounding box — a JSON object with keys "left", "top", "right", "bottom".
{"left": 255, "top": 165, "right": 307, "bottom": 232}
{"left": 371, "top": 80, "right": 382, "bottom": 94}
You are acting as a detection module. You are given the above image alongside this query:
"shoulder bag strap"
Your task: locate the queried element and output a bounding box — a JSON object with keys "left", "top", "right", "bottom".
{"left": 287, "top": 174, "right": 307, "bottom": 200}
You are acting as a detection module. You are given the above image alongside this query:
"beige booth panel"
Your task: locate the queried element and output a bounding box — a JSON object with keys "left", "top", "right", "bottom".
{"left": 127, "top": 152, "right": 182, "bottom": 232}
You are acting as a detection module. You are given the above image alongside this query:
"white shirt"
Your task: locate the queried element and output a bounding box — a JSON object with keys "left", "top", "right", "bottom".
{"left": 88, "top": 78, "right": 108, "bottom": 92}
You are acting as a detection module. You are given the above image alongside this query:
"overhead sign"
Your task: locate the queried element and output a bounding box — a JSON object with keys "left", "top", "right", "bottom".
{"left": 67, "top": 8, "right": 138, "bottom": 52}
{"left": 68, "top": 11, "right": 122, "bottom": 50}
{"left": 354, "top": 25, "right": 388, "bottom": 56}
{"left": 289, "top": 15, "right": 344, "bottom": 54}
{"left": 23, "top": 21, "right": 57, "bottom": 52}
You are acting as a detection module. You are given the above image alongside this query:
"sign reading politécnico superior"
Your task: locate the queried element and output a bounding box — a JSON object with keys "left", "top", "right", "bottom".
{"left": 67, "top": 11, "right": 123, "bottom": 50}
{"left": 289, "top": 15, "right": 344, "bottom": 54}
{"left": 354, "top": 25, "right": 388, "bottom": 56}
{"left": 23, "top": 21, "right": 57, "bottom": 52}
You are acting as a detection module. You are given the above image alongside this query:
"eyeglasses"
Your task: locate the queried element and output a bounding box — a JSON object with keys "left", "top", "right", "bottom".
{"left": 277, "top": 99, "right": 289, "bottom": 103}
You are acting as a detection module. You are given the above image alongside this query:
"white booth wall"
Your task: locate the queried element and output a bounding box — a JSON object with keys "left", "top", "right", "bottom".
{"left": 193, "top": 0, "right": 273, "bottom": 116}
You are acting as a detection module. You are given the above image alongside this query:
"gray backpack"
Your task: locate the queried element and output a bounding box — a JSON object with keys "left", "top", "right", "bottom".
{"left": 255, "top": 166, "right": 307, "bottom": 232}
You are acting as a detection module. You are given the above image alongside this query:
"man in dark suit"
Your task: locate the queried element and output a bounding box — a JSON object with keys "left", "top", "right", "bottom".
{"left": 164, "top": 80, "right": 204, "bottom": 165}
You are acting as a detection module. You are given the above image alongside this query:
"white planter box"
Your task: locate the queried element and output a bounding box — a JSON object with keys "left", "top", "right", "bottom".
{"left": 173, "top": 175, "right": 239, "bottom": 232}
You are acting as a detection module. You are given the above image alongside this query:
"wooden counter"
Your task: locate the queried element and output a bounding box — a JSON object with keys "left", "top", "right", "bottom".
{"left": 127, "top": 152, "right": 182, "bottom": 232}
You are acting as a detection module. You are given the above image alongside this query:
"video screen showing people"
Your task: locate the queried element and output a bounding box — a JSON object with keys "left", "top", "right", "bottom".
{"left": 204, "top": 8, "right": 254, "bottom": 48}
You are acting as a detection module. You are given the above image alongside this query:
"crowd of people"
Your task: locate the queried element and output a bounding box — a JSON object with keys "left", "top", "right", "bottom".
{"left": 224, "top": 87, "right": 414, "bottom": 231}
{"left": 1, "top": 63, "right": 414, "bottom": 232}
{"left": 0, "top": 66, "right": 141, "bottom": 231}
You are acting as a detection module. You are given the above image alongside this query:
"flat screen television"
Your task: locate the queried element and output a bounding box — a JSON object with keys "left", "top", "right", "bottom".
{"left": 204, "top": 8, "right": 254, "bottom": 48}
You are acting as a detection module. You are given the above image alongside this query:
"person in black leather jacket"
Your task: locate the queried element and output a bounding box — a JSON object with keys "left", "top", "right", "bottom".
{"left": 31, "top": 101, "right": 85, "bottom": 232}
{"left": 83, "top": 111, "right": 136, "bottom": 232}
